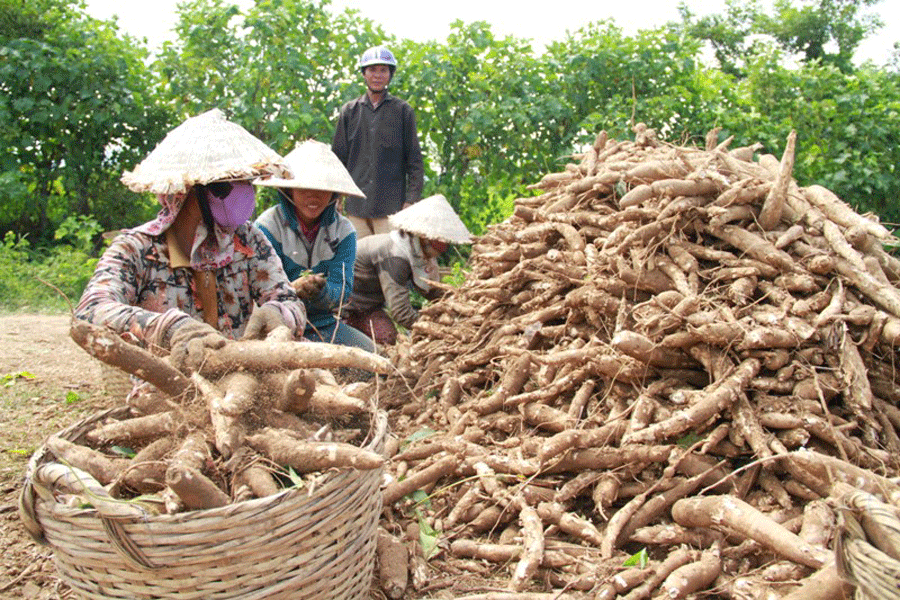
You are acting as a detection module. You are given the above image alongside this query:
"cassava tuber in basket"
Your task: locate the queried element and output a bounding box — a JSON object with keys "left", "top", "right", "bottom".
{"left": 20, "top": 405, "right": 387, "bottom": 600}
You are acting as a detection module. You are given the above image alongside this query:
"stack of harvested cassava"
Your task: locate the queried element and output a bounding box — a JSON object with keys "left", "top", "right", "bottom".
{"left": 373, "top": 124, "right": 900, "bottom": 599}
{"left": 22, "top": 321, "right": 391, "bottom": 517}
{"left": 19, "top": 322, "right": 392, "bottom": 599}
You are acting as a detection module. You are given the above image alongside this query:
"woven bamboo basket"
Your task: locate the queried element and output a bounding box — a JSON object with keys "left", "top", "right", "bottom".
{"left": 20, "top": 405, "right": 387, "bottom": 600}
{"left": 836, "top": 489, "right": 900, "bottom": 600}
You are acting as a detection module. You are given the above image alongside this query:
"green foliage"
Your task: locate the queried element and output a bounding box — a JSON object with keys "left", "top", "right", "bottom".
{"left": 0, "top": 231, "right": 96, "bottom": 312}
{"left": 547, "top": 24, "right": 710, "bottom": 145}
{"left": 623, "top": 547, "right": 649, "bottom": 568}
{"left": 416, "top": 511, "right": 441, "bottom": 560}
{"left": 401, "top": 22, "right": 573, "bottom": 213}
{"left": 0, "top": 0, "right": 171, "bottom": 244}
{"left": 762, "top": 0, "right": 883, "bottom": 71}
{"left": 679, "top": 0, "right": 884, "bottom": 73}
{"left": 401, "top": 427, "right": 437, "bottom": 451}
{"left": 110, "top": 446, "right": 136, "bottom": 458}
{"left": 457, "top": 176, "right": 518, "bottom": 237}
{"left": 441, "top": 260, "right": 470, "bottom": 288}
{"left": 154, "top": 0, "right": 388, "bottom": 152}
{"left": 712, "top": 53, "right": 900, "bottom": 224}
{"left": 677, "top": 0, "right": 762, "bottom": 76}
{"left": 677, "top": 431, "right": 704, "bottom": 448}
{"left": 54, "top": 215, "right": 103, "bottom": 254}
{"left": 409, "top": 489, "right": 430, "bottom": 507}
{"left": 285, "top": 466, "right": 306, "bottom": 489}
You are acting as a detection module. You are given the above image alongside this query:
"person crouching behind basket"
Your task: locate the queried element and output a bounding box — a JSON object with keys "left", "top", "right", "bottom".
{"left": 254, "top": 140, "right": 375, "bottom": 352}
{"left": 343, "top": 194, "right": 471, "bottom": 346}
{"left": 74, "top": 108, "right": 307, "bottom": 376}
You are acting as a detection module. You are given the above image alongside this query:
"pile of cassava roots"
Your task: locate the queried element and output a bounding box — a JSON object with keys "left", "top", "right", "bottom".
{"left": 372, "top": 125, "right": 900, "bottom": 600}
{"left": 24, "top": 321, "right": 390, "bottom": 520}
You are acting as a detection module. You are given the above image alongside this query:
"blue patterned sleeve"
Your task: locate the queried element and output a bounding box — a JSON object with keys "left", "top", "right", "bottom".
{"left": 310, "top": 230, "right": 356, "bottom": 313}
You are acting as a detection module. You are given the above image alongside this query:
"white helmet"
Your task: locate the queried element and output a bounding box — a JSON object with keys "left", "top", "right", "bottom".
{"left": 358, "top": 45, "right": 397, "bottom": 75}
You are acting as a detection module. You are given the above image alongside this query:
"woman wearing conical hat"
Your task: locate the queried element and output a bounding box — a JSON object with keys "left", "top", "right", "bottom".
{"left": 254, "top": 140, "right": 375, "bottom": 352}
{"left": 343, "top": 194, "right": 471, "bottom": 346}
{"left": 74, "top": 109, "right": 307, "bottom": 370}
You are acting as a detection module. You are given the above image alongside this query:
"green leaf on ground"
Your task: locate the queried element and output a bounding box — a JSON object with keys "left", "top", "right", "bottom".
{"left": 2, "top": 371, "right": 36, "bottom": 387}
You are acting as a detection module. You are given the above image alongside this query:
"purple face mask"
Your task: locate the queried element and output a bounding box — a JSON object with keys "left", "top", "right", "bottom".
{"left": 205, "top": 181, "right": 256, "bottom": 229}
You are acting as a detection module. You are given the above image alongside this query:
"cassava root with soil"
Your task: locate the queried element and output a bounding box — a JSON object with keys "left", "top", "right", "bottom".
{"left": 22, "top": 320, "right": 389, "bottom": 527}
{"left": 369, "top": 124, "right": 900, "bottom": 599}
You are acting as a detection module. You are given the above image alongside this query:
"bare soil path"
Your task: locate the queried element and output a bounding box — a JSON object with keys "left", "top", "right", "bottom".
{"left": 0, "top": 313, "right": 115, "bottom": 599}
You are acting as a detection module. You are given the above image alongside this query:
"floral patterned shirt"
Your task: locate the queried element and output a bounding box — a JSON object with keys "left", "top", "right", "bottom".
{"left": 74, "top": 222, "right": 306, "bottom": 347}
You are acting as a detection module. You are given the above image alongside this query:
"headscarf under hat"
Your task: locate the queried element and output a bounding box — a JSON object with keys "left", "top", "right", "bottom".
{"left": 125, "top": 109, "right": 286, "bottom": 269}
{"left": 132, "top": 191, "right": 245, "bottom": 271}
{"left": 390, "top": 230, "right": 440, "bottom": 293}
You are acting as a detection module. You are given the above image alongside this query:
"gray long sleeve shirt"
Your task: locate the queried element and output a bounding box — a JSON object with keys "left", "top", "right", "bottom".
{"left": 331, "top": 92, "right": 424, "bottom": 218}
{"left": 346, "top": 233, "right": 420, "bottom": 328}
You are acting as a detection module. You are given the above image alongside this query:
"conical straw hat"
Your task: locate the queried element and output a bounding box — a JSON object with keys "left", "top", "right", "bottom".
{"left": 389, "top": 194, "right": 472, "bottom": 244}
{"left": 254, "top": 139, "right": 364, "bottom": 198}
{"left": 121, "top": 108, "right": 287, "bottom": 195}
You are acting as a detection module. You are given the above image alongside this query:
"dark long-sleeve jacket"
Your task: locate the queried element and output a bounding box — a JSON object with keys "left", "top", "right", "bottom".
{"left": 331, "top": 92, "right": 424, "bottom": 218}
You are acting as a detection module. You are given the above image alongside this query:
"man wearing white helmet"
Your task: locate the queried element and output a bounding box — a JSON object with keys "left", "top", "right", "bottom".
{"left": 331, "top": 45, "right": 424, "bottom": 239}
{"left": 343, "top": 194, "right": 471, "bottom": 345}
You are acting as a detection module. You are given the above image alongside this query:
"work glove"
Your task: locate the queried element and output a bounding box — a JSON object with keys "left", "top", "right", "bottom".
{"left": 292, "top": 273, "right": 326, "bottom": 301}
{"left": 167, "top": 319, "right": 227, "bottom": 373}
{"left": 242, "top": 304, "right": 288, "bottom": 340}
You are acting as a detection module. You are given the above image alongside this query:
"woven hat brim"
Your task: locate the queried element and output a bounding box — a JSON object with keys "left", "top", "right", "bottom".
{"left": 388, "top": 194, "right": 472, "bottom": 244}
{"left": 121, "top": 109, "right": 288, "bottom": 195}
{"left": 255, "top": 175, "right": 364, "bottom": 198}
{"left": 254, "top": 140, "right": 365, "bottom": 198}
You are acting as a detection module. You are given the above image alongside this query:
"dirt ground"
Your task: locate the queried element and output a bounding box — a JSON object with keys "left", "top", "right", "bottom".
{"left": 0, "top": 313, "right": 115, "bottom": 599}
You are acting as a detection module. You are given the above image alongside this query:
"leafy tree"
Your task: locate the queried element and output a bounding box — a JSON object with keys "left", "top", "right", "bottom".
{"left": 154, "top": 0, "right": 388, "bottom": 154}
{"left": 399, "top": 21, "right": 571, "bottom": 224}
{"left": 0, "top": 0, "right": 170, "bottom": 243}
{"left": 761, "top": 0, "right": 883, "bottom": 70}
{"left": 676, "top": 0, "right": 763, "bottom": 76}
{"left": 679, "top": 0, "right": 884, "bottom": 73}
{"left": 547, "top": 23, "right": 714, "bottom": 145}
